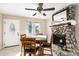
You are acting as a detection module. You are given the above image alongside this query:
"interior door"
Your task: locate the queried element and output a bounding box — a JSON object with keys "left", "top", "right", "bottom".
{"left": 3, "top": 19, "right": 20, "bottom": 47}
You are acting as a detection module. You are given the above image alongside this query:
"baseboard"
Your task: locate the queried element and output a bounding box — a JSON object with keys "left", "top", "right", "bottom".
{"left": 5, "top": 45, "right": 20, "bottom": 48}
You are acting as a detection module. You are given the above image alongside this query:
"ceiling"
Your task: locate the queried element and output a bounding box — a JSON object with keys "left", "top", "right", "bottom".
{"left": 0, "top": 3, "right": 72, "bottom": 19}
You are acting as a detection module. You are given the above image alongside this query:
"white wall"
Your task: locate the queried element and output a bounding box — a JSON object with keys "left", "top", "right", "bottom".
{"left": 0, "top": 14, "right": 3, "bottom": 49}
{"left": 46, "top": 17, "right": 52, "bottom": 43}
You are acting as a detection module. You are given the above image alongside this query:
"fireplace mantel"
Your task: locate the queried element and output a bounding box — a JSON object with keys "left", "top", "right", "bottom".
{"left": 50, "top": 20, "right": 76, "bottom": 27}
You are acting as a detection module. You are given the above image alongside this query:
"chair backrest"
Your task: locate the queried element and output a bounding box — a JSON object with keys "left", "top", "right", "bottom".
{"left": 20, "top": 34, "right": 26, "bottom": 39}
{"left": 22, "top": 38, "right": 36, "bottom": 50}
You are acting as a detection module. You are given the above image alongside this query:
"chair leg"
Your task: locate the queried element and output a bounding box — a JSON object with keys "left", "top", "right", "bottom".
{"left": 37, "top": 47, "right": 40, "bottom": 56}
{"left": 29, "top": 53, "right": 31, "bottom": 56}
{"left": 40, "top": 47, "right": 44, "bottom": 56}
{"left": 51, "top": 48, "right": 53, "bottom": 56}
{"left": 34, "top": 53, "right": 36, "bottom": 56}
{"left": 24, "top": 52, "right": 26, "bottom": 56}
{"left": 21, "top": 46, "right": 22, "bottom": 56}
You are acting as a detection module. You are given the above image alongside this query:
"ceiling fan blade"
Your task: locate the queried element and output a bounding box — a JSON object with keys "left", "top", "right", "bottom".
{"left": 43, "top": 8, "right": 55, "bottom": 11}
{"left": 43, "top": 13, "right": 46, "bottom": 16}
{"left": 32, "top": 13, "right": 37, "bottom": 16}
{"left": 25, "top": 8, "right": 37, "bottom": 11}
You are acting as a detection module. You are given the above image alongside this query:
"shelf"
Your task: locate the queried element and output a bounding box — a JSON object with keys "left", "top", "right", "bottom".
{"left": 50, "top": 20, "right": 76, "bottom": 27}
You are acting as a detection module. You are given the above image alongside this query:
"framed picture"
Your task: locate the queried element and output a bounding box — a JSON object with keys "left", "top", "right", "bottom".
{"left": 52, "top": 5, "right": 75, "bottom": 21}
{"left": 53, "top": 10, "right": 67, "bottom": 21}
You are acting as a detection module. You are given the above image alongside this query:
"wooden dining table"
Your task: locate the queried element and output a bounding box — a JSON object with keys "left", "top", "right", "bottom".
{"left": 28, "top": 35, "right": 47, "bottom": 44}
{"left": 21, "top": 35, "right": 47, "bottom": 56}
{"left": 29, "top": 35, "right": 48, "bottom": 56}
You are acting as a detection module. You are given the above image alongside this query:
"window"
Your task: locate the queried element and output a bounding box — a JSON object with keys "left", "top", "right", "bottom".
{"left": 28, "top": 21, "right": 32, "bottom": 33}
{"left": 28, "top": 21, "right": 40, "bottom": 35}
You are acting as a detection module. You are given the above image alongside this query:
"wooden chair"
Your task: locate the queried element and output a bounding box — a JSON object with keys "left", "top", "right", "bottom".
{"left": 21, "top": 38, "right": 39, "bottom": 56}
{"left": 20, "top": 34, "right": 26, "bottom": 39}
{"left": 20, "top": 34, "right": 26, "bottom": 56}
{"left": 40, "top": 35, "right": 53, "bottom": 56}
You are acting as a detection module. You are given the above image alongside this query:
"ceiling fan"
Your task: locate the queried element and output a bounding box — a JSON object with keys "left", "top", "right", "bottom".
{"left": 25, "top": 3, "right": 55, "bottom": 16}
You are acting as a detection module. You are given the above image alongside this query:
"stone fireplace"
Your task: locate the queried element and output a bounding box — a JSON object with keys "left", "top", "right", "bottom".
{"left": 51, "top": 22, "right": 78, "bottom": 56}
{"left": 51, "top": 4, "right": 79, "bottom": 56}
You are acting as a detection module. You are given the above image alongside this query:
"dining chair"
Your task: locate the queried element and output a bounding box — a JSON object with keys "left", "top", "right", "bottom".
{"left": 40, "top": 35, "right": 53, "bottom": 56}
{"left": 22, "top": 38, "right": 39, "bottom": 56}
{"left": 20, "top": 34, "right": 26, "bottom": 56}
{"left": 20, "top": 34, "right": 26, "bottom": 39}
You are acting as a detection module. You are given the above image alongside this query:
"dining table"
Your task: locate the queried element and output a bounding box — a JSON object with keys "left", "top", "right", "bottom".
{"left": 29, "top": 35, "right": 47, "bottom": 43}
{"left": 28, "top": 35, "right": 48, "bottom": 56}
{"left": 21, "top": 35, "right": 48, "bottom": 56}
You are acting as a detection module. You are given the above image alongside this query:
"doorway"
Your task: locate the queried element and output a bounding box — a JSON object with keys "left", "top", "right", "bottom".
{"left": 3, "top": 19, "right": 20, "bottom": 47}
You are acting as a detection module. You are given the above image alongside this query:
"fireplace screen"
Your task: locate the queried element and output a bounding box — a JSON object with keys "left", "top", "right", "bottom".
{"left": 53, "top": 33, "right": 66, "bottom": 48}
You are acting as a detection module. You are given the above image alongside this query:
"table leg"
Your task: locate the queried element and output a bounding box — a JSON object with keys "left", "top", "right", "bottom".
{"left": 38, "top": 47, "right": 44, "bottom": 56}
{"left": 29, "top": 53, "right": 31, "bottom": 56}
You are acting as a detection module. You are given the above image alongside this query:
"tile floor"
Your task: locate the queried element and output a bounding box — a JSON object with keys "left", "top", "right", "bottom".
{"left": 0, "top": 46, "right": 21, "bottom": 56}
{"left": 0, "top": 46, "right": 52, "bottom": 56}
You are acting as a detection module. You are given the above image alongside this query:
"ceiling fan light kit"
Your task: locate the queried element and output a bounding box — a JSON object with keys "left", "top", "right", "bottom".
{"left": 25, "top": 3, "right": 55, "bottom": 16}
{"left": 32, "top": 13, "right": 37, "bottom": 16}
{"left": 43, "top": 13, "right": 46, "bottom": 16}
